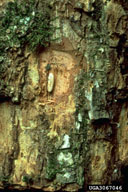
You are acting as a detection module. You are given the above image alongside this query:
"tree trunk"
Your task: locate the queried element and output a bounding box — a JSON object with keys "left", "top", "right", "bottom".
{"left": 0, "top": 0, "right": 128, "bottom": 191}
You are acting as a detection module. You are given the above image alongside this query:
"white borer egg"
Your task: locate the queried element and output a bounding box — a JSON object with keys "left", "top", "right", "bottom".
{"left": 47, "top": 72, "right": 54, "bottom": 93}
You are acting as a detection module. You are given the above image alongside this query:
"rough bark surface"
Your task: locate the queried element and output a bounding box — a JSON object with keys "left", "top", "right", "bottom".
{"left": 0, "top": 0, "right": 128, "bottom": 191}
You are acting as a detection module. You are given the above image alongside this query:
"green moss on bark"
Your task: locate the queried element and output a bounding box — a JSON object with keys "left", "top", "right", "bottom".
{"left": 0, "top": 0, "right": 55, "bottom": 63}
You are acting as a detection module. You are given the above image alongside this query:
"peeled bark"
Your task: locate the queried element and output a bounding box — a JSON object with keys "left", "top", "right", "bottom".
{"left": 0, "top": 0, "right": 128, "bottom": 191}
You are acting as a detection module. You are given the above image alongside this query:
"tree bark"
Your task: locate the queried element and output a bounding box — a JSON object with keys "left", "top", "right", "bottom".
{"left": 0, "top": 0, "right": 128, "bottom": 191}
